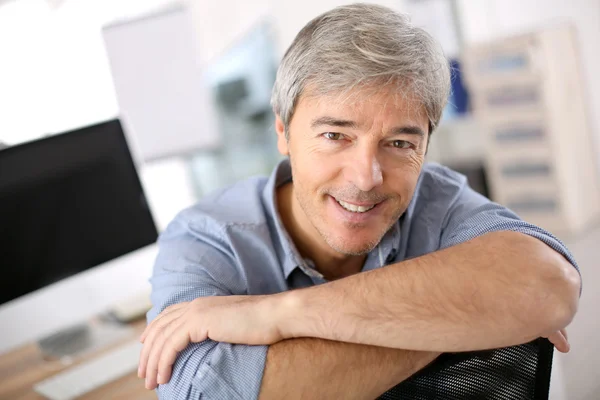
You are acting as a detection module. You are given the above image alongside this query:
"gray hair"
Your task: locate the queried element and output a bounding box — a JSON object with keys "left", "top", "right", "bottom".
{"left": 271, "top": 3, "right": 451, "bottom": 137}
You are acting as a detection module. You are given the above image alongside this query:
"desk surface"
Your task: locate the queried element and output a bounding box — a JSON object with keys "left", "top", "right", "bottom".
{"left": 0, "top": 318, "right": 156, "bottom": 400}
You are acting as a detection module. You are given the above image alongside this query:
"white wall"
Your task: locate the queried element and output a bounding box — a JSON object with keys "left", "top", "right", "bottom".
{"left": 189, "top": 0, "right": 408, "bottom": 65}
{"left": 188, "top": 0, "right": 271, "bottom": 65}
{"left": 561, "top": 226, "right": 600, "bottom": 400}
{"left": 0, "top": 0, "right": 119, "bottom": 145}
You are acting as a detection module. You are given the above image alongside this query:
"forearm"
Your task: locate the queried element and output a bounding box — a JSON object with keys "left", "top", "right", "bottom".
{"left": 283, "top": 231, "right": 580, "bottom": 352}
{"left": 259, "top": 338, "right": 439, "bottom": 400}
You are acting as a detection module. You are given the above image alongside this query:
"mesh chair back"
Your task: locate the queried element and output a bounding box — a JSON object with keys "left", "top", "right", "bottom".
{"left": 379, "top": 338, "right": 554, "bottom": 400}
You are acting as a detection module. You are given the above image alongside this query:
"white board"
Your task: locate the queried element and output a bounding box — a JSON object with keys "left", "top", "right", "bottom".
{"left": 102, "top": 5, "right": 220, "bottom": 162}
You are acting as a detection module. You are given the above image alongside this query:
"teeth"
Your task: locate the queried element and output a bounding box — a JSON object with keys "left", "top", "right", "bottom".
{"left": 337, "top": 199, "right": 376, "bottom": 213}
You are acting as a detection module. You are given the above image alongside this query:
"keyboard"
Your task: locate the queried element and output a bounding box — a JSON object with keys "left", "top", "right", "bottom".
{"left": 34, "top": 340, "right": 143, "bottom": 400}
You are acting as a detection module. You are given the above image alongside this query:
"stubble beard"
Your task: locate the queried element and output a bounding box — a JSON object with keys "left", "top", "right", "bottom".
{"left": 293, "top": 185, "right": 390, "bottom": 256}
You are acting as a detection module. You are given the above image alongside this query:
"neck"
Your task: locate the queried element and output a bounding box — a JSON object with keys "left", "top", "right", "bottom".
{"left": 276, "top": 182, "right": 366, "bottom": 280}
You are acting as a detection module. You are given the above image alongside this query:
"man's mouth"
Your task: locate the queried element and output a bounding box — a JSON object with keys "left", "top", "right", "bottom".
{"left": 335, "top": 198, "right": 377, "bottom": 213}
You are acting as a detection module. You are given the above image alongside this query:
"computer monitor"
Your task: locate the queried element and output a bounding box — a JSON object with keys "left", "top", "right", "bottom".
{"left": 0, "top": 118, "right": 158, "bottom": 357}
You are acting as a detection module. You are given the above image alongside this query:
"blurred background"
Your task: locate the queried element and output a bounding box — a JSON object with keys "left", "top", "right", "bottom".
{"left": 0, "top": 0, "right": 599, "bottom": 399}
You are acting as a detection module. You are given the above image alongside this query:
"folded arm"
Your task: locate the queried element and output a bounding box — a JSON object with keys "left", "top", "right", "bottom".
{"left": 142, "top": 217, "right": 437, "bottom": 399}
{"left": 283, "top": 216, "right": 581, "bottom": 352}
{"left": 259, "top": 338, "right": 439, "bottom": 400}
{"left": 147, "top": 294, "right": 438, "bottom": 400}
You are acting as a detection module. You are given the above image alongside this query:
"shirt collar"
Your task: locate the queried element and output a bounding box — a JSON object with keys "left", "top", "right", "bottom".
{"left": 262, "top": 158, "right": 402, "bottom": 280}
{"left": 261, "top": 158, "right": 305, "bottom": 279}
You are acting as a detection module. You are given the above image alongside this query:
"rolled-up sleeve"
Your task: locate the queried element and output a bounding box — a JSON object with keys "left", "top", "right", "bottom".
{"left": 147, "top": 216, "right": 268, "bottom": 400}
{"left": 439, "top": 185, "right": 580, "bottom": 278}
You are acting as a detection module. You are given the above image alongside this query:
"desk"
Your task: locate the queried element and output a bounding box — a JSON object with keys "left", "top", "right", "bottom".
{"left": 0, "top": 318, "right": 156, "bottom": 400}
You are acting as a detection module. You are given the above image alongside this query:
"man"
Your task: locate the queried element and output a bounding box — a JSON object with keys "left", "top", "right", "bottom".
{"left": 138, "top": 3, "right": 581, "bottom": 399}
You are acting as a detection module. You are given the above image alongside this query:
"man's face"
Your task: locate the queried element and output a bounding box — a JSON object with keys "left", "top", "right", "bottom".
{"left": 276, "top": 86, "right": 429, "bottom": 256}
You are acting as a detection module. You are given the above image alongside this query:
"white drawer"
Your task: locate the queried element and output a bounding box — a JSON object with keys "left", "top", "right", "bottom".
{"left": 484, "top": 145, "right": 554, "bottom": 166}
{"left": 462, "top": 34, "right": 544, "bottom": 83}
{"left": 471, "top": 82, "right": 545, "bottom": 116}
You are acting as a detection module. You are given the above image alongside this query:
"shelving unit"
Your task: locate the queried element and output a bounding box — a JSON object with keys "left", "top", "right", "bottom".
{"left": 461, "top": 23, "right": 600, "bottom": 238}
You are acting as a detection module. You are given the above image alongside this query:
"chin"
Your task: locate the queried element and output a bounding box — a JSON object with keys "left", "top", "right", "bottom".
{"left": 323, "top": 231, "right": 380, "bottom": 256}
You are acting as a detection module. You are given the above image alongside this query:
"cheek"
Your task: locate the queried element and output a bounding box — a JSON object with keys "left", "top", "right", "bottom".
{"left": 385, "top": 159, "right": 423, "bottom": 196}
{"left": 386, "top": 151, "right": 423, "bottom": 177}
{"left": 290, "top": 153, "right": 328, "bottom": 200}
{"left": 408, "top": 153, "right": 424, "bottom": 176}
{"left": 291, "top": 146, "right": 342, "bottom": 191}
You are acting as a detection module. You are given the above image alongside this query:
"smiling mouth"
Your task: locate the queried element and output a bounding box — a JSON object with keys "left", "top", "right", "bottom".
{"left": 335, "top": 198, "right": 378, "bottom": 213}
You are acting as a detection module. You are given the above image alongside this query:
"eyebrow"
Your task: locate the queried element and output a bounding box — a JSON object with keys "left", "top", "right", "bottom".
{"left": 310, "top": 116, "right": 358, "bottom": 130}
{"left": 310, "top": 116, "right": 426, "bottom": 138}
{"left": 391, "top": 126, "right": 426, "bottom": 138}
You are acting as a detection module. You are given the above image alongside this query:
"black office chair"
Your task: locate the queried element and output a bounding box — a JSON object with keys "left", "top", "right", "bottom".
{"left": 379, "top": 338, "right": 554, "bottom": 400}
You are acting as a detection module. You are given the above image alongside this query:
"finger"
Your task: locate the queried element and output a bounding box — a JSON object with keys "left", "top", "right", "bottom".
{"left": 138, "top": 307, "right": 186, "bottom": 378}
{"left": 141, "top": 302, "right": 187, "bottom": 342}
{"left": 157, "top": 321, "right": 189, "bottom": 385}
{"left": 140, "top": 309, "right": 169, "bottom": 343}
{"left": 145, "top": 319, "right": 177, "bottom": 390}
{"left": 140, "top": 304, "right": 186, "bottom": 349}
{"left": 145, "top": 339, "right": 164, "bottom": 389}
{"left": 138, "top": 334, "right": 154, "bottom": 379}
{"left": 141, "top": 303, "right": 187, "bottom": 342}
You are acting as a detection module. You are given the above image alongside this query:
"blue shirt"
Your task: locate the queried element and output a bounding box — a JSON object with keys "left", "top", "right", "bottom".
{"left": 147, "top": 158, "right": 579, "bottom": 400}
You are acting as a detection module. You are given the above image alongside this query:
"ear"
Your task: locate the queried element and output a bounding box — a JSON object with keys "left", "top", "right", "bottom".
{"left": 275, "top": 114, "right": 289, "bottom": 156}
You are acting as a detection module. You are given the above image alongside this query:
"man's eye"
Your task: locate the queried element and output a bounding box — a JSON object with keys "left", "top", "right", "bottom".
{"left": 323, "top": 132, "right": 342, "bottom": 140}
{"left": 392, "top": 140, "right": 411, "bottom": 149}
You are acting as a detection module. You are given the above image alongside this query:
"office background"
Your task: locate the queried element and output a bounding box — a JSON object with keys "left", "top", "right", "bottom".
{"left": 1, "top": 1, "right": 599, "bottom": 399}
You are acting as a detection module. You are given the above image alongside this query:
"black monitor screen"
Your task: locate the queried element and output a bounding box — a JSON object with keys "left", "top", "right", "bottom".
{"left": 0, "top": 119, "right": 158, "bottom": 305}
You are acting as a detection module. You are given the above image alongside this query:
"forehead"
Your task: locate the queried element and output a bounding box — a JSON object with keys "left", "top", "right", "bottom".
{"left": 295, "top": 84, "right": 428, "bottom": 127}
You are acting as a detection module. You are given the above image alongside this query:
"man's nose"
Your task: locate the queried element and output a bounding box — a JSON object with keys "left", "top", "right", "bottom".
{"left": 346, "top": 147, "right": 383, "bottom": 192}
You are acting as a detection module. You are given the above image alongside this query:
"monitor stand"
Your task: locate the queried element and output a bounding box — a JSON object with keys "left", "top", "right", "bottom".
{"left": 36, "top": 316, "right": 134, "bottom": 361}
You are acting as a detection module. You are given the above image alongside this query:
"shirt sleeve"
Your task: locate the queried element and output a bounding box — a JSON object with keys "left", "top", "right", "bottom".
{"left": 439, "top": 184, "right": 581, "bottom": 280}
{"left": 147, "top": 215, "right": 268, "bottom": 400}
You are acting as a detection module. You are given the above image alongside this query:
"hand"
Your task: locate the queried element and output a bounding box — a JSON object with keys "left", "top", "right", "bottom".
{"left": 544, "top": 328, "right": 570, "bottom": 353}
{"left": 138, "top": 294, "right": 285, "bottom": 390}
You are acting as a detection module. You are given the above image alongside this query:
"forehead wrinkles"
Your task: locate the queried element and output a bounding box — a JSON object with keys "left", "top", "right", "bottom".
{"left": 305, "top": 84, "right": 427, "bottom": 127}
